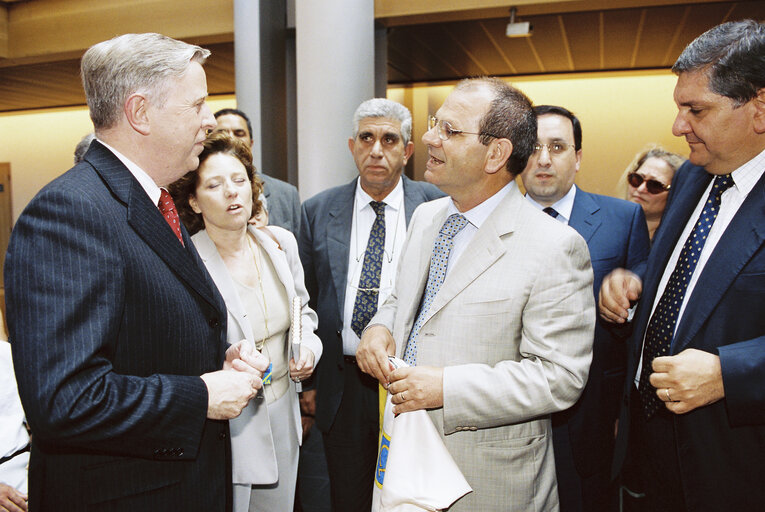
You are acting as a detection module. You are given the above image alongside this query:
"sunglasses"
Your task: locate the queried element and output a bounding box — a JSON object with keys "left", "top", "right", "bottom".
{"left": 627, "top": 173, "right": 671, "bottom": 194}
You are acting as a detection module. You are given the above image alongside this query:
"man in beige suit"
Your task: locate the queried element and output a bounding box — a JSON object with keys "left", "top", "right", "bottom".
{"left": 357, "top": 78, "right": 595, "bottom": 511}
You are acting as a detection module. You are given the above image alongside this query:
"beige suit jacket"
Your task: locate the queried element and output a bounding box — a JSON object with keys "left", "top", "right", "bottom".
{"left": 192, "top": 225, "right": 322, "bottom": 486}
{"left": 372, "top": 184, "right": 594, "bottom": 511}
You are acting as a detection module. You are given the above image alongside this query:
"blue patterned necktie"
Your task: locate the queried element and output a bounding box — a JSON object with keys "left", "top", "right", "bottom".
{"left": 350, "top": 201, "right": 386, "bottom": 338}
{"left": 403, "top": 213, "right": 469, "bottom": 365}
{"left": 639, "top": 174, "right": 734, "bottom": 418}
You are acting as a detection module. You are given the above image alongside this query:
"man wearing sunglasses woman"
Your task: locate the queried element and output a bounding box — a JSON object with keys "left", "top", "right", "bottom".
{"left": 520, "top": 105, "right": 650, "bottom": 512}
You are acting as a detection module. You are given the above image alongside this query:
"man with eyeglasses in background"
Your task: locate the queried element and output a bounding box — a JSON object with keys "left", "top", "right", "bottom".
{"left": 520, "top": 105, "right": 650, "bottom": 511}
{"left": 298, "top": 98, "right": 443, "bottom": 511}
{"left": 356, "top": 79, "right": 595, "bottom": 511}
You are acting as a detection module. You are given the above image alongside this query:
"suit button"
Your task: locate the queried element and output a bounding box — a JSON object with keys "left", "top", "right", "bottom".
{"left": 336, "top": 330, "right": 342, "bottom": 338}
{"left": 209, "top": 318, "right": 220, "bottom": 328}
{"left": 219, "top": 431, "right": 227, "bottom": 440}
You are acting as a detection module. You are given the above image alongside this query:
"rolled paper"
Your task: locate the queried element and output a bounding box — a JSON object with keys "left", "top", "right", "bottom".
{"left": 291, "top": 296, "right": 303, "bottom": 391}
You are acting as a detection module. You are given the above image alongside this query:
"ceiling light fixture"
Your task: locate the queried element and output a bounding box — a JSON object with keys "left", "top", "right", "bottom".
{"left": 505, "top": 7, "right": 533, "bottom": 38}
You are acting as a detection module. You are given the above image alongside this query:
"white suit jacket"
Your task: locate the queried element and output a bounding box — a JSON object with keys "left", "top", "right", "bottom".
{"left": 192, "top": 225, "right": 322, "bottom": 485}
{"left": 372, "top": 183, "right": 595, "bottom": 511}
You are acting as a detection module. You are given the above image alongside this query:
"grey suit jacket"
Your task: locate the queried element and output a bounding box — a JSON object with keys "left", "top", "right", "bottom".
{"left": 372, "top": 183, "right": 595, "bottom": 511}
{"left": 299, "top": 175, "right": 444, "bottom": 432}
{"left": 260, "top": 173, "right": 301, "bottom": 235}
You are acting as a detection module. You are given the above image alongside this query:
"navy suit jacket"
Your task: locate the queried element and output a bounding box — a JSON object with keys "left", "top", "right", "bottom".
{"left": 554, "top": 189, "right": 649, "bottom": 478}
{"left": 613, "top": 162, "right": 765, "bottom": 511}
{"left": 5, "top": 141, "right": 231, "bottom": 512}
{"left": 260, "top": 172, "right": 301, "bottom": 235}
{"left": 298, "top": 175, "right": 444, "bottom": 432}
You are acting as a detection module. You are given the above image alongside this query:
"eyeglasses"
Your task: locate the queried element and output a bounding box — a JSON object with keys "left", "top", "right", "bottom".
{"left": 627, "top": 172, "right": 671, "bottom": 194}
{"left": 428, "top": 115, "right": 498, "bottom": 141}
{"left": 532, "top": 142, "right": 574, "bottom": 156}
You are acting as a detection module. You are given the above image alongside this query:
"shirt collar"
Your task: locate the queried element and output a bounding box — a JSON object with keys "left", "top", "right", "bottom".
{"left": 97, "top": 138, "right": 162, "bottom": 206}
{"left": 447, "top": 181, "right": 515, "bottom": 229}
{"left": 354, "top": 176, "right": 404, "bottom": 213}
{"left": 524, "top": 184, "right": 577, "bottom": 223}
{"left": 727, "top": 146, "right": 765, "bottom": 197}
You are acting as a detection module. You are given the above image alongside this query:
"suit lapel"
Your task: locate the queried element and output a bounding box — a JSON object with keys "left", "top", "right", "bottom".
{"left": 673, "top": 170, "right": 765, "bottom": 352}
{"left": 87, "top": 141, "right": 222, "bottom": 313}
{"left": 192, "top": 230, "right": 255, "bottom": 345}
{"left": 568, "top": 189, "right": 601, "bottom": 243}
{"left": 327, "top": 181, "right": 356, "bottom": 321}
{"left": 424, "top": 186, "right": 520, "bottom": 322}
{"left": 402, "top": 175, "right": 424, "bottom": 224}
{"left": 639, "top": 167, "right": 713, "bottom": 319}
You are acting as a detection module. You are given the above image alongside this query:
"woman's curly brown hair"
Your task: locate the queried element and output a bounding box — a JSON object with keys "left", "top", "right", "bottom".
{"left": 169, "top": 131, "right": 264, "bottom": 236}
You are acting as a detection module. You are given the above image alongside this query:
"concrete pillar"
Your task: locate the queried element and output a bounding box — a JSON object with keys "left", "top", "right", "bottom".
{"left": 295, "top": 0, "right": 375, "bottom": 201}
{"left": 233, "top": 0, "right": 262, "bottom": 173}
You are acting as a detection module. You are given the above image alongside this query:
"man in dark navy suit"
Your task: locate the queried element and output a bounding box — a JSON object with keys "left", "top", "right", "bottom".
{"left": 600, "top": 20, "right": 765, "bottom": 512}
{"left": 5, "top": 33, "right": 266, "bottom": 512}
{"left": 520, "top": 105, "right": 650, "bottom": 511}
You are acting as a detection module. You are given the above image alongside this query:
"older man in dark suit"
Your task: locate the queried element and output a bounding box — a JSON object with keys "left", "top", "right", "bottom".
{"left": 600, "top": 20, "right": 765, "bottom": 512}
{"left": 299, "top": 98, "right": 443, "bottom": 511}
{"left": 5, "top": 33, "right": 265, "bottom": 512}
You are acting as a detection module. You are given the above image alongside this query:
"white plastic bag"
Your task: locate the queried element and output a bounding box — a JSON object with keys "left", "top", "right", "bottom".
{"left": 371, "top": 357, "right": 472, "bottom": 512}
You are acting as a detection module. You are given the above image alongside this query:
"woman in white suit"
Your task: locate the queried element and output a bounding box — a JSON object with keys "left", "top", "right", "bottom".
{"left": 171, "top": 132, "right": 322, "bottom": 512}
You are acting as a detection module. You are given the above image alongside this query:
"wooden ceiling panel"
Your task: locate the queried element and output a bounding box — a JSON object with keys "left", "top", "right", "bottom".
{"left": 1, "top": 1, "right": 762, "bottom": 110}
{"left": 728, "top": 2, "right": 765, "bottom": 22}
{"left": 522, "top": 14, "right": 571, "bottom": 72}
{"left": 443, "top": 19, "right": 509, "bottom": 76}
{"left": 387, "top": 25, "right": 464, "bottom": 82}
{"left": 633, "top": 5, "right": 689, "bottom": 68}
{"left": 601, "top": 9, "right": 643, "bottom": 69}
{"left": 563, "top": 12, "right": 602, "bottom": 70}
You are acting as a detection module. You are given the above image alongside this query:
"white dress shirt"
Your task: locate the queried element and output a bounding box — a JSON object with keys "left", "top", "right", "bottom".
{"left": 0, "top": 341, "right": 30, "bottom": 493}
{"left": 524, "top": 184, "right": 577, "bottom": 225}
{"left": 443, "top": 181, "right": 514, "bottom": 280}
{"left": 97, "top": 139, "right": 163, "bottom": 207}
{"left": 635, "top": 148, "right": 765, "bottom": 385}
{"left": 343, "top": 177, "right": 407, "bottom": 355}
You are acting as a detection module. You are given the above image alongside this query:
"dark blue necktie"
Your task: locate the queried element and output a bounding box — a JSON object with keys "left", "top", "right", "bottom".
{"left": 350, "top": 201, "right": 386, "bottom": 338}
{"left": 639, "top": 174, "right": 734, "bottom": 418}
{"left": 403, "top": 213, "right": 469, "bottom": 365}
{"left": 543, "top": 207, "right": 559, "bottom": 218}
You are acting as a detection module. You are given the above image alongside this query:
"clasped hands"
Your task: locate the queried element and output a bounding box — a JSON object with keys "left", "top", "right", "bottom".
{"left": 356, "top": 325, "right": 443, "bottom": 414}
{"left": 599, "top": 269, "right": 725, "bottom": 414}
{"left": 202, "top": 340, "right": 270, "bottom": 420}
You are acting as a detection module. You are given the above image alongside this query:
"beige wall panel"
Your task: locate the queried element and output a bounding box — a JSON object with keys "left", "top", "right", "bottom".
{"left": 0, "top": 95, "right": 235, "bottom": 223}
{"left": 7, "top": 0, "right": 233, "bottom": 61}
{"left": 389, "top": 70, "right": 690, "bottom": 197}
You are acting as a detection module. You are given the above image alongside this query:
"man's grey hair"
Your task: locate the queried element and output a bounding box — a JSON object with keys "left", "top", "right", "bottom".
{"left": 73, "top": 133, "right": 96, "bottom": 164}
{"left": 81, "top": 33, "right": 211, "bottom": 130}
{"left": 352, "top": 98, "right": 412, "bottom": 145}
{"left": 672, "top": 19, "right": 765, "bottom": 106}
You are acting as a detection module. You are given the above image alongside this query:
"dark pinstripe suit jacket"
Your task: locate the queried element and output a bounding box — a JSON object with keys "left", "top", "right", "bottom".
{"left": 5, "top": 141, "right": 232, "bottom": 512}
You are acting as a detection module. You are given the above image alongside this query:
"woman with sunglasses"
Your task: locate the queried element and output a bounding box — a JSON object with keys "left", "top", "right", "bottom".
{"left": 620, "top": 147, "right": 685, "bottom": 241}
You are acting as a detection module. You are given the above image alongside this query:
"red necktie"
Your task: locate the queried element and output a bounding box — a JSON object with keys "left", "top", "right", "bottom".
{"left": 158, "top": 189, "right": 184, "bottom": 246}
